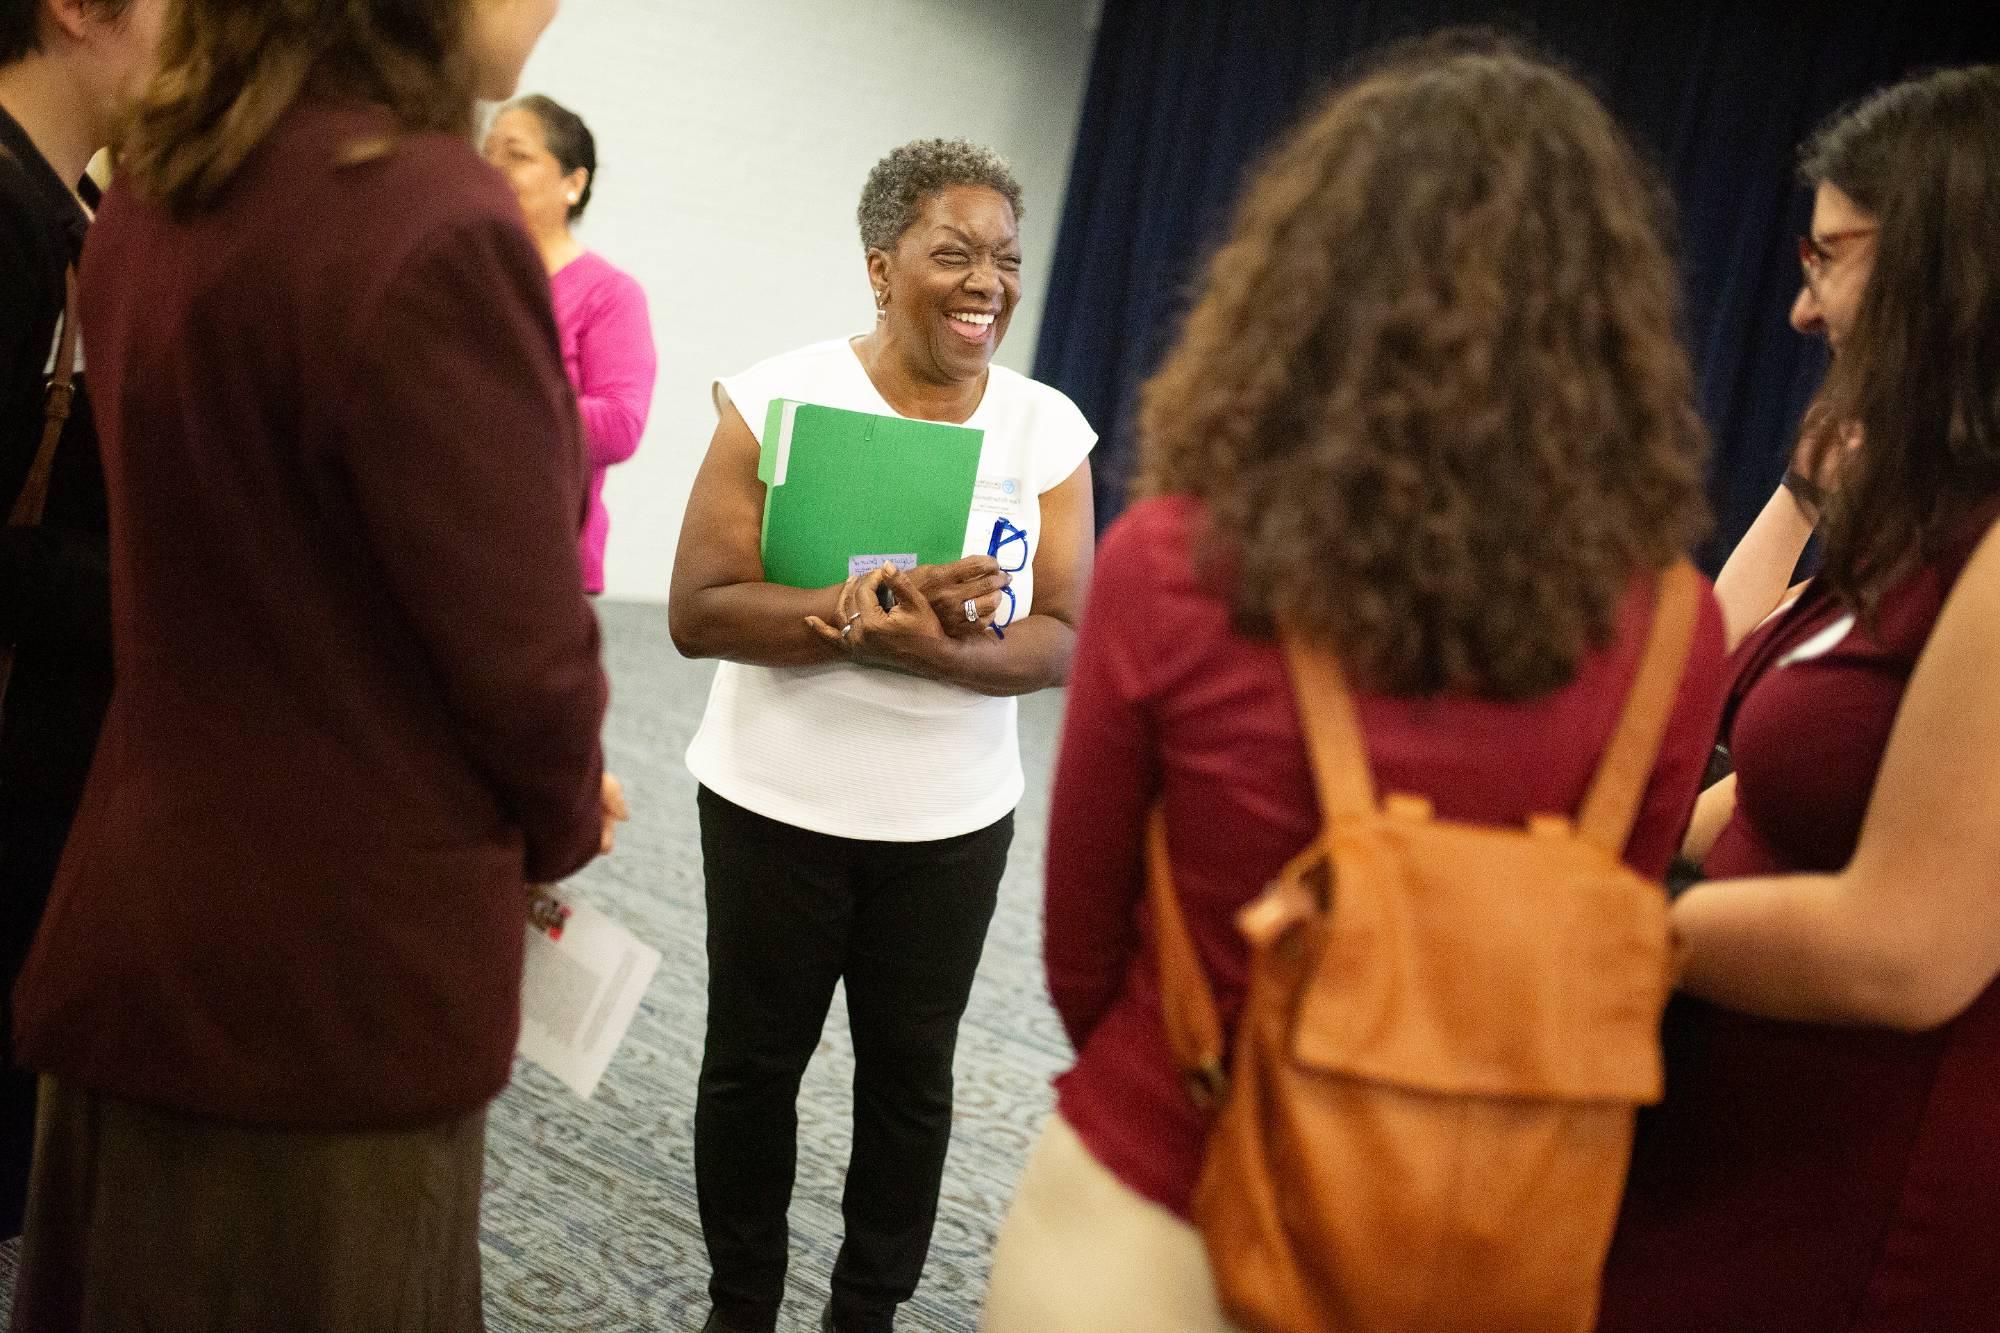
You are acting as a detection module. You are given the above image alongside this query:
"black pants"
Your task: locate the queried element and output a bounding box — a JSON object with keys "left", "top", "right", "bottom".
{"left": 694, "top": 786, "right": 1011, "bottom": 1333}
{"left": 0, "top": 642, "right": 111, "bottom": 1240}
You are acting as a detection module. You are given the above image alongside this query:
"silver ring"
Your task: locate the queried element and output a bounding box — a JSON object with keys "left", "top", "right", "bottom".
{"left": 845, "top": 610, "right": 863, "bottom": 624}
{"left": 963, "top": 598, "right": 979, "bottom": 623}
{"left": 840, "top": 622, "right": 853, "bottom": 638}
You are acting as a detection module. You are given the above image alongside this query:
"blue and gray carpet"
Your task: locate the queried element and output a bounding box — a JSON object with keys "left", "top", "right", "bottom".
{"left": 0, "top": 600, "right": 1073, "bottom": 1331}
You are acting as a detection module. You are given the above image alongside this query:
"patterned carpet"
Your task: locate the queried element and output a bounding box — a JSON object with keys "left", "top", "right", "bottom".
{"left": 0, "top": 600, "right": 1074, "bottom": 1331}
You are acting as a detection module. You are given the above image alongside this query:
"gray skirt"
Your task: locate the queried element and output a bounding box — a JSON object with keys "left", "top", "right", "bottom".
{"left": 10, "top": 1075, "right": 487, "bottom": 1332}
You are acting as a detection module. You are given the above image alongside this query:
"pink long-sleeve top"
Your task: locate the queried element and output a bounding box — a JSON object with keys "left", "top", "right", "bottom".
{"left": 551, "top": 251, "right": 656, "bottom": 593}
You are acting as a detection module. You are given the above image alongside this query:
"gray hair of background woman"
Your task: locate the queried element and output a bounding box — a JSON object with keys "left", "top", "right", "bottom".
{"left": 857, "top": 137, "right": 1025, "bottom": 252}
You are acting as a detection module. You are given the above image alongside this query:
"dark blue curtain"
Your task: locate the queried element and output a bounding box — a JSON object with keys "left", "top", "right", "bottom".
{"left": 1032, "top": 0, "right": 2000, "bottom": 569}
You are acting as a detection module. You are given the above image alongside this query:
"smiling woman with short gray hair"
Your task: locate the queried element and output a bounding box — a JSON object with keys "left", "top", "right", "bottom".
{"left": 668, "top": 137, "right": 1095, "bottom": 1333}
{"left": 855, "top": 137, "right": 1025, "bottom": 254}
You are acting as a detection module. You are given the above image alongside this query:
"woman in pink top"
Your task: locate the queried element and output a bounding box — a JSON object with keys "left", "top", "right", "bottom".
{"left": 486, "top": 94, "right": 657, "bottom": 593}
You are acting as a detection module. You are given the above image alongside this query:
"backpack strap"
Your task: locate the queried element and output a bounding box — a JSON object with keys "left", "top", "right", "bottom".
{"left": 1144, "top": 805, "right": 1229, "bottom": 1107}
{"left": 1145, "top": 635, "right": 1379, "bottom": 1110}
{"left": 1574, "top": 560, "right": 1703, "bottom": 855}
{"left": 1280, "top": 638, "right": 1378, "bottom": 820}
{"left": 8, "top": 267, "right": 80, "bottom": 530}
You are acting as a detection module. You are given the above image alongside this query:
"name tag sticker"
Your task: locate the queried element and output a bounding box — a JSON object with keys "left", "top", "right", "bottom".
{"left": 1777, "top": 613, "right": 1856, "bottom": 668}
{"left": 971, "top": 476, "right": 1023, "bottom": 515}
{"left": 848, "top": 553, "right": 918, "bottom": 578}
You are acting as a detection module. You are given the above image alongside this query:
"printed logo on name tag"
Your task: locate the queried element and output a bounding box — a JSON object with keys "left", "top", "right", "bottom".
{"left": 971, "top": 476, "right": 1022, "bottom": 516}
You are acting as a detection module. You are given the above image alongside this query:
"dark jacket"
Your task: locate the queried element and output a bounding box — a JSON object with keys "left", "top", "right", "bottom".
{"left": 0, "top": 96, "right": 115, "bottom": 1242}
{"left": 0, "top": 107, "right": 112, "bottom": 924}
{"left": 12, "top": 97, "right": 608, "bottom": 1128}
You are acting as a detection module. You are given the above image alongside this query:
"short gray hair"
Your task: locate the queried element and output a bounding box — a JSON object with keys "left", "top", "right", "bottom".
{"left": 856, "top": 138, "right": 1025, "bottom": 253}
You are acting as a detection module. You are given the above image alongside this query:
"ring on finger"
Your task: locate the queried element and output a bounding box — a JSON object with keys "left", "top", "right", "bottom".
{"left": 845, "top": 610, "right": 863, "bottom": 624}
{"left": 962, "top": 598, "right": 980, "bottom": 623}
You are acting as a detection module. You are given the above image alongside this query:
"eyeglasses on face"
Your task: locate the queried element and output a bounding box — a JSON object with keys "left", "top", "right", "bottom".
{"left": 1797, "top": 226, "right": 1878, "bottom": 289}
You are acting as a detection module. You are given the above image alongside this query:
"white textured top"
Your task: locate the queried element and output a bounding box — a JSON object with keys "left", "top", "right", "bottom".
{"left": 685, "top": 337, "right": 1097, "bottom": 841}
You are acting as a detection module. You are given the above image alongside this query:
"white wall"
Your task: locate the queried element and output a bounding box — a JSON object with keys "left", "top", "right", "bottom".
{"left": 517, "top": 0, "right": 1100, "bottom": 602}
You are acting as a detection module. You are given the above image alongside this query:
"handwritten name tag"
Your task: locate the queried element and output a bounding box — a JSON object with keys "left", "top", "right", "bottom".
{"left": 848, "top": 553, "right": 918, "bottom": 578}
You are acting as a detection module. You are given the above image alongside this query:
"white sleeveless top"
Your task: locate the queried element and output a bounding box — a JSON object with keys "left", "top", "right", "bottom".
{"left": 685, "top": 337, "right": 1097, "bottom": 841}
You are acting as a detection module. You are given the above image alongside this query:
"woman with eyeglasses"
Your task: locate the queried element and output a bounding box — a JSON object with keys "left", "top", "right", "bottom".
{"left": 1599, "top": 64, "right": 2000, "bottom": 1332}
{"left": 667, "top": 138, "right": 1095, "bottom": 1333}
{"left": 1699, "top": 171, "right": 1877, "bottom": 660}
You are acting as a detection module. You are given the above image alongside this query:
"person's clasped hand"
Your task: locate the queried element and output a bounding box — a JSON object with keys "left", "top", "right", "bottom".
{"left": 805, "top": 560, "right": 1002, "bottom": 666}
{"left": 904, "top": 555, "right": 1011, "bottom": 640}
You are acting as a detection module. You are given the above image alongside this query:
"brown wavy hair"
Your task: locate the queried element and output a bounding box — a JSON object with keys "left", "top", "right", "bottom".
{"left": 1796, "top": 65, "right": 2000, "bottom": 612}
{"left": 1137, "top": 35, "right": 1709, "bottom": 699}
{"left": 118, "top": 0, "right": 478, "bottom": 215}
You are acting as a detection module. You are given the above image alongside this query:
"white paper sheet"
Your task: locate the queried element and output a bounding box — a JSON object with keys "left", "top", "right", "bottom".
{"left": 518, "top": 893, "right": 661, "bottom": 1100}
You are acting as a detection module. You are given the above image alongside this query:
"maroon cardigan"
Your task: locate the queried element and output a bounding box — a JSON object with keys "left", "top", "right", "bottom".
{"left": 11, "top": 98, "right": 608, "bottom": 1129}
{"left": 1044, "top": 495, "right": 1729, "bottom": 1218}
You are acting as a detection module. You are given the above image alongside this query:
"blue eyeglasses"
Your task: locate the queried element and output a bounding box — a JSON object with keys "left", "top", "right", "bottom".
{"left": 987, "top": 516, "right": 1028, "bottom": 639}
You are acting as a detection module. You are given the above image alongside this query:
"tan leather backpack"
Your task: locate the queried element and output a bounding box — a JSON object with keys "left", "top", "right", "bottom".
{"left": 1150, "top": 561, "right": 1700, "bottom": 1333}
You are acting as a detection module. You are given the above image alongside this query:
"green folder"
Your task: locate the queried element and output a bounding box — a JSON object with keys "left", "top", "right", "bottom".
{"left": 757, "top": 399, "right": 984, "bottom": 589}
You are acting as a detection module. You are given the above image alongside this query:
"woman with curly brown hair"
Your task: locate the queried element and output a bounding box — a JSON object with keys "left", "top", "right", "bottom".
{"left": 1599, "top": 64, "right": 2000, "bottom": 1333}
{"left": 981, "top": 36, "right": 1728, "bottom": 1332}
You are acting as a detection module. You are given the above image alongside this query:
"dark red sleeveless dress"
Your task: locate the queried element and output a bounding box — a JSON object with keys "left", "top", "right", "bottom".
{"left": 1598, "top": 496, "right": 2000, "bottom": 1333}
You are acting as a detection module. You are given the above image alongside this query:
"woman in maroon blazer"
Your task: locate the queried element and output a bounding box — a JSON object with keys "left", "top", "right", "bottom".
{"left": 8, "top": 1, "right": 608, "bottom": 1328}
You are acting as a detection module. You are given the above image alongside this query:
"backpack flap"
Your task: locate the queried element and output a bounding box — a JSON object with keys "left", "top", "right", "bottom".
{"left": 1274, "top": 562, "right": 1700, "bottom": 1107}
{"left": 1287, "top": 810, "right": 1672, "bottom": 1103}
